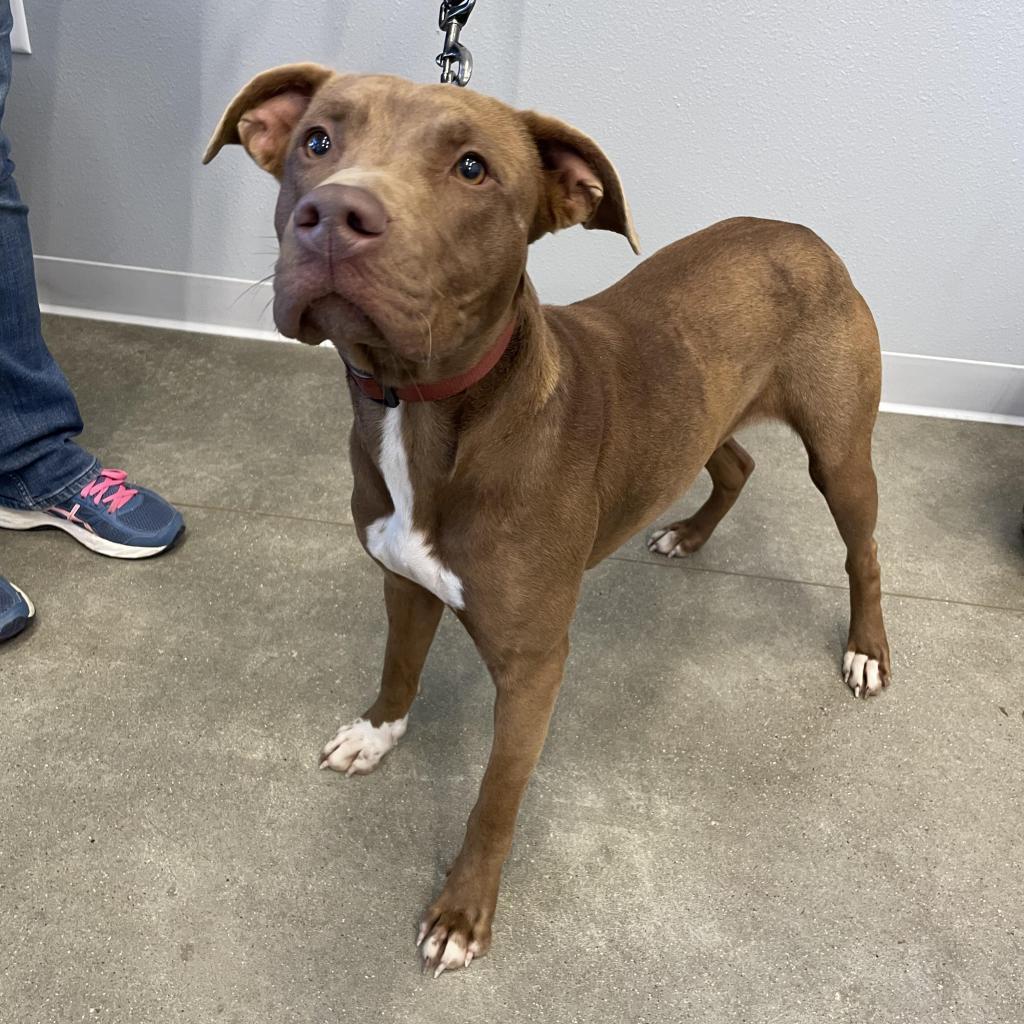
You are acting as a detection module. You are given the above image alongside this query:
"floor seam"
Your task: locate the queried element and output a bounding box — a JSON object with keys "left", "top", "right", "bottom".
{"left": 170, "top": 500, "right": 354, "bottom": 527}
{"left": 167, "top": 503, "right": 1023, "bottom": 616}
{"left": 606, "top": 553, "right": 1024, "bottom": 615}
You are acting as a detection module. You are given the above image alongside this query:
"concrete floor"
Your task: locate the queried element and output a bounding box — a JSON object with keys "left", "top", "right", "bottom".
{"left": 1, "top": 314, "right": 1022, "bottom": 1024}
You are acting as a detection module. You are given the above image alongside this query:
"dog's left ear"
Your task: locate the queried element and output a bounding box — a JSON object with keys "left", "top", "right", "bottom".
{"left": 521, "top": 110, "right": 640, "bottom": 254}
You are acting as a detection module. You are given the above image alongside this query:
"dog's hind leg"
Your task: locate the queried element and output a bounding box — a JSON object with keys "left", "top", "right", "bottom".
{"left": 320, "top": 571, "right": 443, "bottom": 775}
{"left": 793, "top": 307, "right": 892, "bottom": 697}
{"left": 804, "top": 432, "right": 890, "bottom": 697}
{"left": 648, "top": 437, "right": 755, "bottom": 557}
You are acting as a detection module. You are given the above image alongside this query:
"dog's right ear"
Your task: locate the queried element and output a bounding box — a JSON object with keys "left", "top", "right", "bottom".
{"left": 203, "top": 63, "right": 333, "bottom": 179}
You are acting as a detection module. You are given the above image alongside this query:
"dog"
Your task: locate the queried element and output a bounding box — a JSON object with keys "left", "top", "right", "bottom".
{"left": 205, "top": 64, "right": 891, "bottom": 977}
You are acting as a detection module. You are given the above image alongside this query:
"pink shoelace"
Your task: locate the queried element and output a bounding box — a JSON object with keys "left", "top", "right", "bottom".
{"left": 80, "top": 468, "right": 138, "bottom": 513}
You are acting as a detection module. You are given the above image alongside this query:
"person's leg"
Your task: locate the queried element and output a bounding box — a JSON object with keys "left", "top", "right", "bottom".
{"left": 0, "top": 0, "right": 98, "bottom": 510}
{"left": 0, "top": 3, "right": 183, "bottom": 557}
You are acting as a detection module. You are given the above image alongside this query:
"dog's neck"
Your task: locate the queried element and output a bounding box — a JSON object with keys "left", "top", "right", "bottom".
{"left": 346, "top": 277, "right": 556, "bottom": 397}
{"left": 342, "top": 276, "right": 562, "bottom": 502}
{"left": 345, "top": 276, "right": 558, "bottom": 423}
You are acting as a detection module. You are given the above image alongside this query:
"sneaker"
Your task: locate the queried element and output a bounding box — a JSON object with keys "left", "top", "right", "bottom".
{"left": 0, "top": 468, "right": 184, "bottom": 559}
{"left": 0, "top": 577, "right": 34, "bottom": 642}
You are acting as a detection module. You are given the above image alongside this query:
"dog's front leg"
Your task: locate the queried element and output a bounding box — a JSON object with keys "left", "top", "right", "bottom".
{"left": 320, "top": 571, "right": 443, "bottom": 775}
{"left": 417, "top": 636, "right": 569, "bottom": 977}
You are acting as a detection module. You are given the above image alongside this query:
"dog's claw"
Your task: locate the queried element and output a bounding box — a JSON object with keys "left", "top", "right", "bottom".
{"left": 319, "top": 716, "right": 407, "bottom": 775}
{"left": 842, "top": 650, "right": 884, "bottom": 698}
{"left": 418, "top": 918, "right": 477, "bottom": 978}
{"left": 647, "top": 524, "right": 699, "bottom": 559}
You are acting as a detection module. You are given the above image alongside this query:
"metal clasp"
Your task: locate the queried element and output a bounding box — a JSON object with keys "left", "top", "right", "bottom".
{"left": 436, "top": 0, "right": 476, "bottom": 86}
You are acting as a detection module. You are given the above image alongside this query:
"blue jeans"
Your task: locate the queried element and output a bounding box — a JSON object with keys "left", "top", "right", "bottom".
{"left": 0, "top": 0, "right": 96, "bottom": 510}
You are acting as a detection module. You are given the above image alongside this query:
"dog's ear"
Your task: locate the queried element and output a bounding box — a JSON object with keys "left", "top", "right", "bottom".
{"left": 203, "top": 63, "right": 333, "bottom": 178}
{"left": 520, "top": 110, "right": 640, "bottom": 254}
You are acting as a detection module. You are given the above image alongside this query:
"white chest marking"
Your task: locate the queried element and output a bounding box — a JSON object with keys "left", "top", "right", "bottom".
{"left": 365, "top": 406, "right": 465, "bottom": 609}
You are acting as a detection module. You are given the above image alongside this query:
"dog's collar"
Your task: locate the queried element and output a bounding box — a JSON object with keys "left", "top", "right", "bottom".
{"left": 342, "top": 320, "right": 517, "bottom": 407}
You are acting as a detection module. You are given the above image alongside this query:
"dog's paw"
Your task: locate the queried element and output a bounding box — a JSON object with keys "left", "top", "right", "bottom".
{"left": 647, "top": 521, "right": 706, "bottom": 558}
{"left": 318, "top": 716, "right": 407, "bottom": 776}
{"left": 417, "top": 903, "right": 490, "bottom": 979}
{"left": 842, "top": 651, "right": 887, "bottom": 698}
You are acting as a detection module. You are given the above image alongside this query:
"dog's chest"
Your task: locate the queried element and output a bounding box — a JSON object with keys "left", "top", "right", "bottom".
{"left": 364, "top": 406, "right": 465, "bottom": 610}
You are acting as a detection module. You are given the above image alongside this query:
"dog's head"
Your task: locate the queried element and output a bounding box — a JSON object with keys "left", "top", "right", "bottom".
{"left": 205, "top": 65, "right": 638, "bottom": 375}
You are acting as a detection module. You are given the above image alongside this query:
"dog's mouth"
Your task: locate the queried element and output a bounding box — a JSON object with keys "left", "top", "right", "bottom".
{"left": 282, "top": 292, "right": 384, "bottom": 349}
{"left": 273, "top": 270, "right": 379, "bottom": 343}
{"left": 273, "top": 266, "right": 436, "bottom": 363}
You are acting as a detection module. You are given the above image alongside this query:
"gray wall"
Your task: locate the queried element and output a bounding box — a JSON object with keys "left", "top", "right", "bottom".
{"left": 8, "top": 0, "right": 1024, "bottom": 363}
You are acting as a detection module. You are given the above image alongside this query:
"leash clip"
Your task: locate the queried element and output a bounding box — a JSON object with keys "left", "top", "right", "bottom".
{"left": 436, "top": 0, "right": 476, "bottom": 86}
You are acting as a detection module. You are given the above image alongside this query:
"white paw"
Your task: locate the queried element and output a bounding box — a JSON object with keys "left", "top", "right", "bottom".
{"left": 417, "top": 923, "right": 481, "bottom": 978}
{"left": 318, "top": 716, "right": 407, "bottom": 776}
{"left": 647, "top": 527, "right": 685, "bottom": 557}
{"left": 842, "top": 651, "right": 883, "bottom": 698}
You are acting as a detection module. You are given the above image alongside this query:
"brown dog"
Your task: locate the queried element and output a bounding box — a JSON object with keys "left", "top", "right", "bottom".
{"left": 205, "top": 64, "right": 891, "bottom": 976}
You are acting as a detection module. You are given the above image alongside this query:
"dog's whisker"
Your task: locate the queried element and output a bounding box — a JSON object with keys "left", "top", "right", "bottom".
{"left": 230, "top": 273, "right": 276, "bottom": 308}
{"left": 419, "top": 313, "right": 434, "bottom": 366}
{"left": 233, "top": 271, "right": 275, "bottom": 296}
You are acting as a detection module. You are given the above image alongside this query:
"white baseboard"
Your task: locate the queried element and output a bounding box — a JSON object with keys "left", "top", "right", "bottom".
{"left": 878, "top": 352, "right": 1024, "bottom": 425}
{"left": 11, "top": 0, "right": 31, "bottom": 54}
{"left": 35, "top": 255, "right": 1024, "bottom": 426}
{"left": 35, "top": 255, "right": 285, "bottom": 343}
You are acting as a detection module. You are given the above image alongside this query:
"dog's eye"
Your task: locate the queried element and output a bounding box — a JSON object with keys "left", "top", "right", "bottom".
{"left": 456, "top": 152, "right": 487, "bottom": 184}
{"left": 305, "top": 128, "right": 332, "bottom": 157}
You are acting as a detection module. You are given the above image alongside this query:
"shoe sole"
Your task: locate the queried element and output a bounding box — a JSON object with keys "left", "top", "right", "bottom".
{"left": 0, "top": 583, "right": 35, "bottom": 643}
{"left": 0, "top": 507, "right": 184, "bottom": 560}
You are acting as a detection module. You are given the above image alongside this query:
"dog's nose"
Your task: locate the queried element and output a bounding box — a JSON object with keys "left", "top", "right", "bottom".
{"left": 292, "top": 183, "right": 388, "bottom": 258}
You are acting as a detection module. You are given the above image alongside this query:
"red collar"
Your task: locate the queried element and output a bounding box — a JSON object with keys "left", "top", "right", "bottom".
{"left": 343, "top": 320, "right": 517, "bottom": 407}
